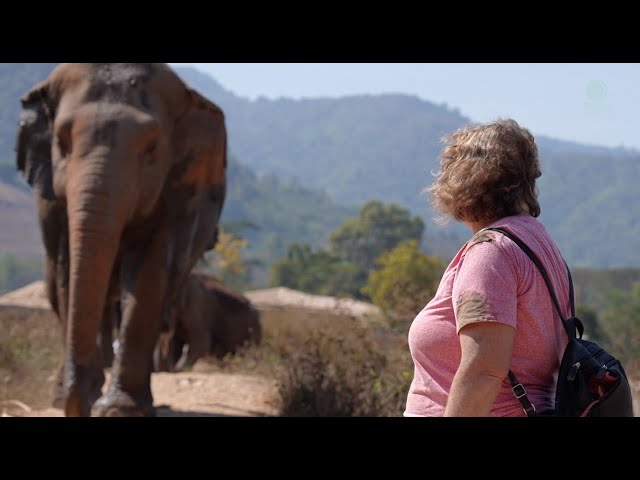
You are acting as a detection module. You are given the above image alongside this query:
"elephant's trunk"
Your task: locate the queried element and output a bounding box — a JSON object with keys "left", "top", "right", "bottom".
{"left": 64, "top": 158, "right": 127, "bottom": 416}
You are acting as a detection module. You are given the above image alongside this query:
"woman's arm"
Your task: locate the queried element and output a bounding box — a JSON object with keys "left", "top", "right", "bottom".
{"left": 444, "top": 321, "right": 515, "bottom": 416}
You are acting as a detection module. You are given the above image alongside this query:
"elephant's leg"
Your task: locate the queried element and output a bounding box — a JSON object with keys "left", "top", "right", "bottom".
{"left": 153, "top": 330, "right": 187, "bottom": 372}
{"left": 44, "top": 254, "right": 66, "bottom": 410}
{"left": 87, "top": 345, "right": 106, "bottom": 407}
{"left": 99, "top": 301, "right": 117, "bottom": 370}
{"left": 174, "top": 342, "right": 204, "bottom": 372}
{"left": 152, "top": 300, "right": 180, "bottom": 372}
{"left": 54, "top": 287, "right": 113, "bottom": 409}
{"left": 38, "top": 199, "right": 63, "bottom": 316}
{"left": 153, "top": 330, "right": 175, "bottom": 373}
{"left": 175, "top": 321, "right": 210, "bottom": 372}
{"left": 35, "top": 199, "right": 66, "bottom": 409}
{"left": 92, "top": 235, "right": 169, "bottom": 417}
{"left": 48, "top": 208, "right": 105, "bottom": 411}
{"left": 83, "top": 301, "right": 119, "bottom": 405}
{"left": 44, "top": 256, "right": 59, "bottom": 317}
{"left": 51, "top": 227, "right": 70, "bottom": 410}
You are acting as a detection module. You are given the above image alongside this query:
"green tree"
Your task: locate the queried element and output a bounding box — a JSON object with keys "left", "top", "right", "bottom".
{"left": 362, "top": 240, "right": 445, "bottom": 329}
{"left": 329, "top": 200, "right": 425, "bottom": 272}
{"left": 599, "top": 284, "right": 640, "bottom": 373}
{"left": 196, "top": 229, "right": 252, "bottom": 290}
{"left": 270, "top": 244, "right": 367, "bottom": 299}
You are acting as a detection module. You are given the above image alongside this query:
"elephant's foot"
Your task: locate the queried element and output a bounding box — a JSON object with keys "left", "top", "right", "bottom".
{"left": 91, "top": 391, "right": 156, "bottom": 417}
{"left": 51, "top": 366, "right": 104, "bottom": 410}
{"left": 65, "top": 389, "right": 91, "bottom": 417}
{"left": 152, "top": 345, "right": 173, "bottom": 373}
{"left": 88, "top": 369, "right": 106, "bottom": 406}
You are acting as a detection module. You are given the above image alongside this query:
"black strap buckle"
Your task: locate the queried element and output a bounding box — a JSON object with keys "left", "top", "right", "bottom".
{"left": 508, "top": 370, "right": 537, "bottom": 416}
{"left": 512, "top": 383, "right": 526, "bottom": 399}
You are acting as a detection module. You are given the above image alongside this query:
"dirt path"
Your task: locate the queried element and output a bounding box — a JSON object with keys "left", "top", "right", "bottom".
{"left": 4, "top": 371, "right": 280, "bottom": 417}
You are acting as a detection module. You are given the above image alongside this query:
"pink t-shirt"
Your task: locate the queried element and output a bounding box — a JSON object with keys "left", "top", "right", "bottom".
{"left": 404, "top": 214, "right": 571, "bottom": 417}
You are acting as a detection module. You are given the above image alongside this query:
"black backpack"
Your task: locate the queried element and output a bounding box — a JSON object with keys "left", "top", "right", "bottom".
{"left": 486, "top": 227, "right": 635, "bottom": 417}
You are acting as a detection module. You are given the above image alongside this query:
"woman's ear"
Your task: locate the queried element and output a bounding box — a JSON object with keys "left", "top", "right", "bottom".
{"left": 171, "top": 87, "right": 227, "bottom": 191}
{"left": 15, "top": 80, "right": 55, "bottom": 200}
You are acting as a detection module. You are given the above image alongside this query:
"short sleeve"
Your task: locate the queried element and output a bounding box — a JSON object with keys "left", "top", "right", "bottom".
{"left": 452, "top": 238, "right": 518, "bottom": 334}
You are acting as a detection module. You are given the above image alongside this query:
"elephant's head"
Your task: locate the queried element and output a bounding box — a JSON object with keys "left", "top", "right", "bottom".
{"left": 158, "top": 274, "right": 262, "bottom": 372}
{"left": 199, "top": 275, "right": 262, "bottom": 359}
{"left": 17, "top": 64, "right": 226, "bottom": 220}
{"left": 15, "top": 64, "right": 227, "bottom": 415}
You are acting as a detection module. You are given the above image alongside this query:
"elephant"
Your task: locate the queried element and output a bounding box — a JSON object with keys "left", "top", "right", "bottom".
{"left": 15, "top": 63, "right": 227, "bottom": 417}
{"left": 153, "top": 273, "right": 262, "bottom": 373}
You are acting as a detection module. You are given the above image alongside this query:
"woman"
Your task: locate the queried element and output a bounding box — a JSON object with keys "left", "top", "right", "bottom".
{"left": 404, "top": 118, "right": 571, "bottom": 417}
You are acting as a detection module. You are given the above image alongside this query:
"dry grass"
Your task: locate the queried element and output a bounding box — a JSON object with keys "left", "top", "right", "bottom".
{"left": 0, "top": 306, "right": 61, "bottom": 413}
{"left": 0, "top": 302, "right": 413, "bottom": 417}
{"left": 196, "top": 307, "right": 414, "bottom": 416}
{"left": 7, "top": 302, "right": 634, "bottom": 417}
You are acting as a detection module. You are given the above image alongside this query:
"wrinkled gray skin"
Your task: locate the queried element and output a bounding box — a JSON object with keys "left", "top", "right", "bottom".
{"left": 153, "top": 273, "right": 262, "bottom": 373}
{"left": 15, "top": 63, "right": 227, "bottom": 417}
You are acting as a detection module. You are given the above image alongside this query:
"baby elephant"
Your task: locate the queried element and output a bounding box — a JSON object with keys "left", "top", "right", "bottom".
{"left": 155, "top": 273, "right": 262, "bottom": 372}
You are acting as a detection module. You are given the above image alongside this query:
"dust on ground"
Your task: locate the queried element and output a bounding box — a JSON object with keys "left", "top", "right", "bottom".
{"left": 4, "top": 370, "right": 280, "bottom": 417}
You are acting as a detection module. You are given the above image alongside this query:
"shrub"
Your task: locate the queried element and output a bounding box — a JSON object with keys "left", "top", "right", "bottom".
{"left": 199, "top": 309, "right": 414, "bottom": 417}
{"left": 271, "top": 315, "right": 411, "bottom": 417}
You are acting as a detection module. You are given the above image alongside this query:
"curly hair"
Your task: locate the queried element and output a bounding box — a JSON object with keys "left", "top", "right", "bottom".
{"left": 426, "top": 118, "right": 541, "bottom": 224}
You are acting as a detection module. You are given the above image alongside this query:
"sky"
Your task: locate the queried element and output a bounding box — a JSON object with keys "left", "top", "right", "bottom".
{"left": 170, "top": 63, "right": 640, "bottom": 151}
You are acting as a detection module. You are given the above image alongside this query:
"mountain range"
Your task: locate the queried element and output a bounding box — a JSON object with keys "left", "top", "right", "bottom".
{"left": 1, "top": 63, "right": 638, "bottom": 269}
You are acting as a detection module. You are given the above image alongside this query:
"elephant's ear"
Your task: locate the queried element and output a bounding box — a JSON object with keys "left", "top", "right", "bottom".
{"left": 171, "top": 87, "right": 227, "bottom": 191}
{"left": 15, "top": 81, "right": 55, "bottom": 200}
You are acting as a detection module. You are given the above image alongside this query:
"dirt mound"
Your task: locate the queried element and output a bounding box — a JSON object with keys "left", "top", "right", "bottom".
{"left": 246, "top": 286, "right": 381, "bottom": 318}
{"left": 0, "top": 281, "right": 383, "bottom": 319}
{"left": 0, "top": 280, "right": 49, "bottom": 310}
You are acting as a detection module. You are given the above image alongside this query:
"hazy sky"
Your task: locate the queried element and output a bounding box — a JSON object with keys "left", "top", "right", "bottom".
{"left": 170, "top": 63, "right": 640, "bottom": 151}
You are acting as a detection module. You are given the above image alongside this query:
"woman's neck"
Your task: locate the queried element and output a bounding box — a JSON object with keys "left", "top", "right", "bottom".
{"left": 463, "top": 210, "right": 532, "bottom": 235}
{"left": 463, "top": 219, "right": 496, "bottom": 234}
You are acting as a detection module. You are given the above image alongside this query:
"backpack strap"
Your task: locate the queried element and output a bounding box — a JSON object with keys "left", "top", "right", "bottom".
{"left": 507, "top": 370, "right": 537, "bottom": 416}
{"left": 485, "top": 227, "right": 575, "bottom": 338}
{"left": 484, "top": 227, "right": 577, "bottom": 416}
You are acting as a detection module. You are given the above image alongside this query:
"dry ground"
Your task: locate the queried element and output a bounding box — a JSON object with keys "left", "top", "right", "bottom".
{"left": 2, "top": 282, "right": 639, "bottom": 418}
{"left": 0, "top": 303, "right": 281, "bottom": 418}
{"left": 5, "top": 370, "right": 280, "bottom": 417}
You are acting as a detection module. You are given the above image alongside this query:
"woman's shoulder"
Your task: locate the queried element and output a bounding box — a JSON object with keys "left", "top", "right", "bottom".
{"left": 462, "top": 216, "right": 543, "bottom": 269}
{"left": 464, "top": 222, "right": 522, "bottom": 255}
{"left": 481, "top": 214, "right": 551, "bottom": 247}
{"left": 469, "top": 214, "right": 565, "bottom": 277}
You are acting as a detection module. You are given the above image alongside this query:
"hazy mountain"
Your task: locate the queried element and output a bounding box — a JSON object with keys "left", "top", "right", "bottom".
{"left": 1, "top": 63, "right": 639, "bottom": 269}
{"left": 175, "top": 66, "right": 640, "bottom": 268}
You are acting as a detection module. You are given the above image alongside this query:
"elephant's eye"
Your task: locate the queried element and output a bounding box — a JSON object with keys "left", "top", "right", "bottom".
{"left": 142, "top": 140, "right": 157, "bottom": 166}
{"left": 57, "top": 125, "right": 72, "bottom": 158}
{"left": 144, "top": 140, "right": 157, "bottom": 156}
